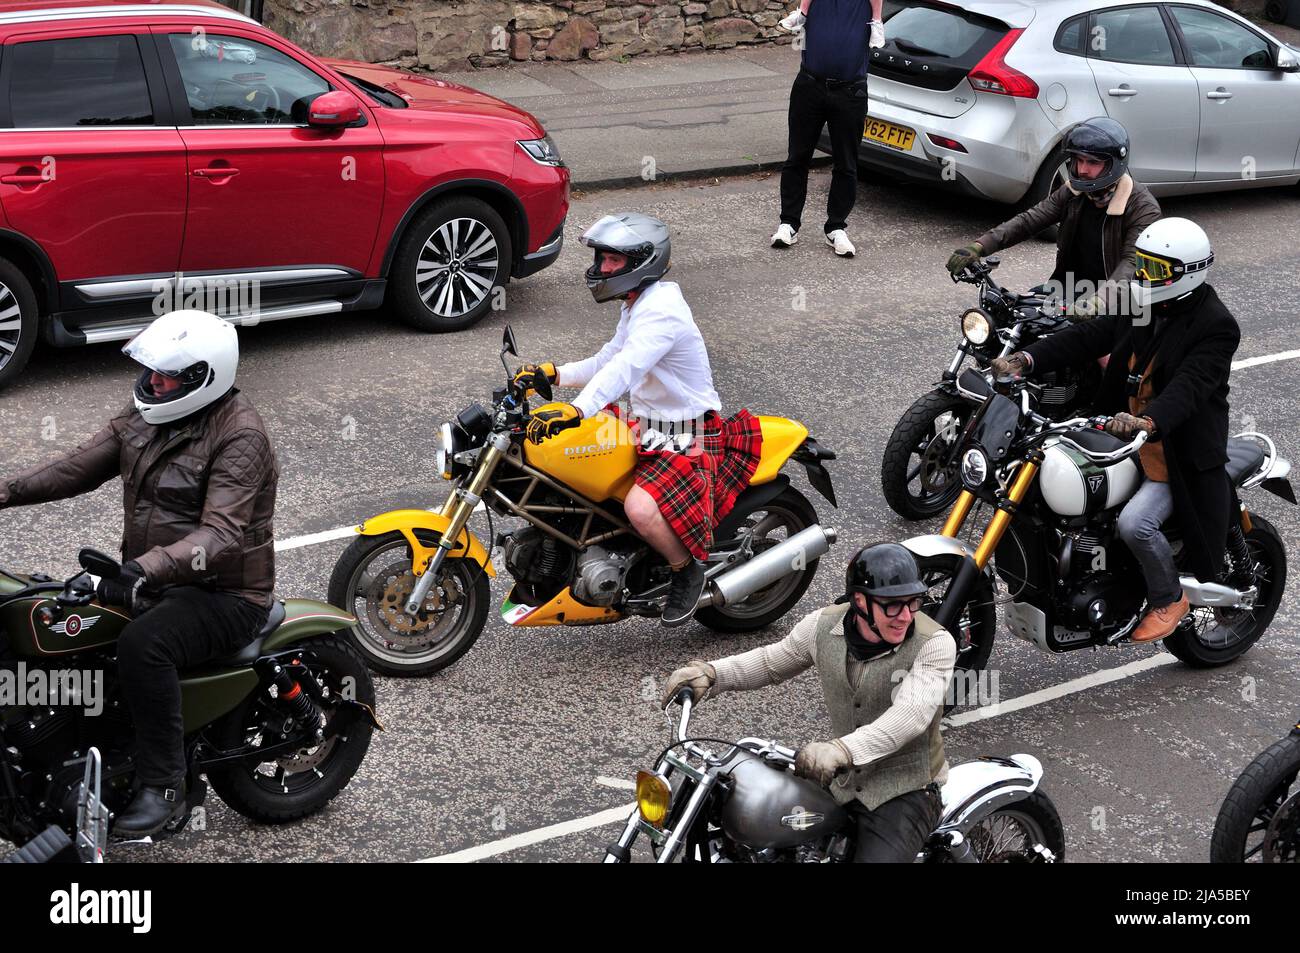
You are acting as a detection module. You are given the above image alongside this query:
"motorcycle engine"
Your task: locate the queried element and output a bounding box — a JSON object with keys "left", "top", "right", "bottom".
{"left": 1056, "top": 530, "right": 1143, "bottom": 631}
{"left": 501, "top": 527, "right": 574, "bottom": 606}
{"left": 571, "top": 546, "right": 636, "bottom": 607}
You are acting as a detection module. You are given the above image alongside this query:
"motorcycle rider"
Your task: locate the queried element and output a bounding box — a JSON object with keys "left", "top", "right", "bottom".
{"left": 992, "top": 218, "right": 1238, "bottom": 643}
{"left": 946, "top": 117, "right": 1161, "bottom": 318}
{"left": 0, "top": 310, "right": 279, "bottom": 836}
{"left": 513, "top": 212, "right": 762, "bottom": 628}
{"left": 661, "top": 543, "right": 956, "bottom": 862}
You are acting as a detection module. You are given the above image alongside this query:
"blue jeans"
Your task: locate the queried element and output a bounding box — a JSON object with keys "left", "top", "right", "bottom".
{"left": 1116, "top": 480, "right": 1184, "bottom": 607}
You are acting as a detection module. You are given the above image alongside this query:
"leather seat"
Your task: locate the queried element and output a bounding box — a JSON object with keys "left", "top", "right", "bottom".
{"left": 210, "top": 600, "right": 286, "bottom": 668}
{"left": 1225, "top": 438, "right": 1266, "bottom": 486}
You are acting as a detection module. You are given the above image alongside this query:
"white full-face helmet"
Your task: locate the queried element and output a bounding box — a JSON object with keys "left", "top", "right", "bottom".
{"left": 1131, "top": 217, "right": 1214, "bottom": 309}
{"left": 123, "top": 310, "right": 238, "bottom": 425}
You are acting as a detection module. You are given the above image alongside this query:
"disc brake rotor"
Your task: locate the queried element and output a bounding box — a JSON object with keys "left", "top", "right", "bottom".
{"left": 363, "top": 556, "right": 463, "bottom": 649}
{"left": 918, "top": 415, "right": 960, "bottom": 493}
{"left": 1262, "top": 789, "right": 1300, "bottom": 863}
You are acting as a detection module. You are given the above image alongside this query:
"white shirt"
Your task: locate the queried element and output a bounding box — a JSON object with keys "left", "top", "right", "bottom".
{"left": 557, "top": 281, "right": 721, "bottom": 423}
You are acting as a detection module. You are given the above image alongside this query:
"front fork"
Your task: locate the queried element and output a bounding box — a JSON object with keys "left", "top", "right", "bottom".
{"left": 940, "top": 454, "right": 1041, "bottom": 572}
{"left": 404, "top": 433, "right": 508, "bottom": 615}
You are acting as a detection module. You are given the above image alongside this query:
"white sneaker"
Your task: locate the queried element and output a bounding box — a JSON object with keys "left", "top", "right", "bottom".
{"left": 825, "top": 229, "right": 856, "bottom": 257}
{"left": 779, "top": 10, "right": 806, "bottom": 31}
{"left": 771, "top": 224, "right": 798, "bottom": 248}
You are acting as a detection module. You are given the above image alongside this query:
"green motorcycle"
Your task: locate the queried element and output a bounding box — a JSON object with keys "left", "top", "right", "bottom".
{"left": 0, "top": 549, "right": 380, "bottom": 860}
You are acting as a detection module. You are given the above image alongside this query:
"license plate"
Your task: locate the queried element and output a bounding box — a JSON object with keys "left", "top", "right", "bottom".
{"left": 863, "top": 118, "right": 916, "bottom": 152}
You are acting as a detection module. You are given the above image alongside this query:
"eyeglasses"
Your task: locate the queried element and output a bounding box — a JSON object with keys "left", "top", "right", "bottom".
{"left": 878, "top": 596, "right": 923, "bottom": 618}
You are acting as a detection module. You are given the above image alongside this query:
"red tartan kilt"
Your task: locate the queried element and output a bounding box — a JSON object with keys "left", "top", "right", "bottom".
{"left": 623, "top": 408, "right": 763, "bottom": 561}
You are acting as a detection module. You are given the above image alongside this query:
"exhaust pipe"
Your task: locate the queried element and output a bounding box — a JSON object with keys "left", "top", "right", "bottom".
{"left": 698, "top": 525, "right": 838, "bottom": 610}
{"left": 1180, "top": 575, "right": 1256, "bottom": 610}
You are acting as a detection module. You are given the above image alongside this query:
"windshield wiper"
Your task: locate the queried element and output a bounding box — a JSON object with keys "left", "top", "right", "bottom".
{"left": 893, "top": 37, "right": 947, "bottom": 57}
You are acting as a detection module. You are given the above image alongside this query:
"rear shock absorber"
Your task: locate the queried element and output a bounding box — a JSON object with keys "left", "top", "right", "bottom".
{"left": 1225, "top": 519, "right": 1253, "bottom": 586}
{"left": 257, "top": 659, "right": 322, "bottom": 736}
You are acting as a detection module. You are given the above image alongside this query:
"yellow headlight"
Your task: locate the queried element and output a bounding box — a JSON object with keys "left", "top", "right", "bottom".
{"left": 636, "top": 770, "right": 671, "bottom": 829}
{"left": 961, "top": 308, "right": 992, "bottom": 345}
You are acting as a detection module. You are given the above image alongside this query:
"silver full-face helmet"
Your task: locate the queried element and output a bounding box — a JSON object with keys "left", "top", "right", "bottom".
{"left": 580, "top": 212, "right": 671, "bottom": 303}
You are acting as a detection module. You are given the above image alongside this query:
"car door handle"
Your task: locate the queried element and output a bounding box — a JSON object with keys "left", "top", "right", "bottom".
{"left": 1206, "top": 88, "right": 1233, "bottom": 100}
{"left": 1107, "top": 86, "right": 1138, "bottom": 97}
{"left": 0, "top": 173, "right": 47, "bottom": 185}
{"left": 193, "top": 166, "right": 240, "bottom": 179}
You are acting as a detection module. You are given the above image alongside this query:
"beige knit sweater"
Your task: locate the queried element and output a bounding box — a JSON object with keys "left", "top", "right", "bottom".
{"left": 710, "top": 607, "right": 957, "bottom": 772}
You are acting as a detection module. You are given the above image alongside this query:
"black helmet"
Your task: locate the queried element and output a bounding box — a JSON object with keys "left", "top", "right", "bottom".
{"left": 845, "top": 543, "right": 928, "bottom": 601}
{"left": 1063, "top": 117, "right": 1129, "bottom": 194}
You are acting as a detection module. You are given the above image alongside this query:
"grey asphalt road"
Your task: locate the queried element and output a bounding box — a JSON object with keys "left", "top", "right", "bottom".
{"left": 1, "top": 169, "right": 1297, "bottom": 863}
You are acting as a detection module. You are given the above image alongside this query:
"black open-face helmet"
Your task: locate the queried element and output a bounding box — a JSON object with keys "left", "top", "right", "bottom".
{"left": 1063, "top": 117, "right": 1129, "bottom": 194}
{"left": 845, "top": 542, "right": 929, "bottom": 602}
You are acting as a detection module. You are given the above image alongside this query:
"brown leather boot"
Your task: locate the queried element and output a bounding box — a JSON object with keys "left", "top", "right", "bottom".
{"left": 1131, "top": 594, "right": 1190, "bottom": 643}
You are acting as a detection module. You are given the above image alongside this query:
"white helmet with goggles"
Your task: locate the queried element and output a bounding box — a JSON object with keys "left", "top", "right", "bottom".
{"left": 1131, "top": 218, "right": 1214, "bottom": 309}
{"left": 124, "top": 310, "right": 238, "bottom": 425}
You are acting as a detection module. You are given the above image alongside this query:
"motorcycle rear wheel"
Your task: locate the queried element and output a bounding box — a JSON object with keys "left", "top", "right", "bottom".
{"left": 206, "top": 635, "right": 375, "bottom": 823}
{"left": 1211, "top": 733, "right": 1300, "bottom": 863}
{"left": 966, "top": 790, "right": 1065, "bottom": 862}
{"left": 1164, "top": 515, "right": 1286, "bottom": 667}
{"left": 695, "top": 486, "right": 820, "bottom": 632}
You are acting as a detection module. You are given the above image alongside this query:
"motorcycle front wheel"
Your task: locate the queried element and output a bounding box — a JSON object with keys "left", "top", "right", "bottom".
{"left": 1211, "top": 733, "right": 1300, "bottom": 863}
{"left": 914, "top": 552, "right": 997, "bottom": 710}
{"left": 1164, "top": 515, "right": 1286, "bottom": 668}
{"left": 881, "top": 389, "right": 973, "bottom": 521}
{"left": 328, "top": 529, "right": 491, "bottom": 676}
{"left": 695, "top": 486, "right": 820, "bottom": 632}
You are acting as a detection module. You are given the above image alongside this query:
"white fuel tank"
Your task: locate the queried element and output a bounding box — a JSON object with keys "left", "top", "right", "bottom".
{"left": 1040, "top": 443, "right": 1140, "bottom": 518}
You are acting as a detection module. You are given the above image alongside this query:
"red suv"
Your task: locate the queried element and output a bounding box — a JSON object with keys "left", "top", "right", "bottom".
{"left": 0, "top": 0, "right": 570, "bottom": 388}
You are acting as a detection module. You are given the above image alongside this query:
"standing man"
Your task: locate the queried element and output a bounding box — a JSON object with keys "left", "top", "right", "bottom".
{"left": 771, "top": 0, "right": 886, "bottom": 258}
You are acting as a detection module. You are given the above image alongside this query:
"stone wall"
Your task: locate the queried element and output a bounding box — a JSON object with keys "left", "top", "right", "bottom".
{"left": 263, "top": 0, "right": 796, "bottom": 73}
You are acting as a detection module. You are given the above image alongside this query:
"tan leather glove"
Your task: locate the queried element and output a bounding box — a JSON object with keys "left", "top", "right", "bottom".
{"left": 660, "top": 660, "right": 716, "bottom": 708}
{"left": 1104, "top": 412, "right": 1155, "bottom": 438}
{"left": 989, "top": 351, "right": 1031, "bottom": 379}
{"left": 794, "top": 739, "right": 853, "bottom": 787}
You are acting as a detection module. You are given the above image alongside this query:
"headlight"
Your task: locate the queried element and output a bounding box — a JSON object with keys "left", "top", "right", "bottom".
{"left": 961, "top": 448, "right": 989, "bottom": 489}
{"left": 517, "top": 135, "right": 564, "bottom": 167}
{"left": 636, "top": 770, "right": 671, "bottom": 829}
{"left": 961, "top": 308, "right": 992, "bottom": 346}
{"left": 437, "top": 422, "right": 454, "bottom": 481}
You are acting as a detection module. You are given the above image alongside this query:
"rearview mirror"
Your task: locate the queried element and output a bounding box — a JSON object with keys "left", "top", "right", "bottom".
{"left": 502, "top": 325, "right": 519, "bottom": 357}
{"left": 78, "top": 548, "right": 121, "bottom": 580}
{"left": 307, "top": 90, "right": 364, "bottom": 128}
{"left": 1276, "top": 45, "right": 1300, "bottom": 72}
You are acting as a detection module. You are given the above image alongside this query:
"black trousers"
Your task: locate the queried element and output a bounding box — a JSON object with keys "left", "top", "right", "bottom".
{"left": 848, "top": 784, "right": 943, "bottom": 863}
{"left": 780, "top": 69, "right": 869, "bottom": 235}
{"left": 116, "top": 587, "right": 267, "bottom": 787}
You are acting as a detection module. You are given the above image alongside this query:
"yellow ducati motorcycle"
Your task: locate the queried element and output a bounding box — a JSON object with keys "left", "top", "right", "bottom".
{"left": 329, "top": 327, "right": 839, "bottom": 675}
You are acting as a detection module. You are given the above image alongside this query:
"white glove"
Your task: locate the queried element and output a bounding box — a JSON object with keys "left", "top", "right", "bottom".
{"left": 869, "top": 19, "right": 885, "bottom": 49}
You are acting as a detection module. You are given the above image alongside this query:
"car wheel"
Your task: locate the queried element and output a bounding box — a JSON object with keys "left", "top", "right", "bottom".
{"left": 1021, "top": 145, "right": 1069, "bottom": 243}
{"left": 389, "top": 196, "right": 512, "bottom": 333}
{"left": 0, "top": 258, "right": 39, "bottom": 391}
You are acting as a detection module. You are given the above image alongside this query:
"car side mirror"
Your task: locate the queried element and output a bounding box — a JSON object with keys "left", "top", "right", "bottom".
{"left": 1276, "top": 45, "right": 1300, "bottom": 72}
{"left": 307, "top": 90, "right": 364, "bottom": 128}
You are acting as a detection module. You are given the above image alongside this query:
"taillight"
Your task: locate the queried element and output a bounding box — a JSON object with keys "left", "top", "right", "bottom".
{"left": 967, "top": 28, "right": 1038, "bottom": 98}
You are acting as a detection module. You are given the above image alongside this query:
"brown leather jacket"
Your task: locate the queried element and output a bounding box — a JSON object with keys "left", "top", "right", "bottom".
{"left": 977, "top": 173, "right": 1162, "bottom": 297}
{"left": 0, "top": 389, "right": 277, "bottom": 607}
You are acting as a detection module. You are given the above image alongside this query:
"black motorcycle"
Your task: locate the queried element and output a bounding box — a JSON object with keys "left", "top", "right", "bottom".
{"left": 1212, "top": 718, "right": 1300, "bottom": 863}
{"left": 603, "top": 690, "right": 1064, "bottom": 863}
{"left": 909, "top": 368, "right": 1293, "bottom": 687}
{"left": 0, "top": 548, "right": 381, "bottom": 860}
{"left": 881, "top": 257, "right": 1099, "bottom": 520}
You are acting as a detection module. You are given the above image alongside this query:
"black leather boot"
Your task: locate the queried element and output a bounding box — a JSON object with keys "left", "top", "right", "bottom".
{"left": 112, "top": 782, "right": 187, "bottom": 839}
{"left": 662, "top": 560, "right": 706, "bottom": 628}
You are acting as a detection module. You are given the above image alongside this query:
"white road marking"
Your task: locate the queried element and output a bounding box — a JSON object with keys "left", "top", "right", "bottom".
{"left": 1231, "top": 348, "right": 1300, "bottom": 371}
{"left": 595, "top": 776, "right": 637, "bottom": 791}
{"left": 942, "top": 652, "right": 1178, "bottom": 729}
{"left": 418, "top": 803, "right": 635, "bottom": 863}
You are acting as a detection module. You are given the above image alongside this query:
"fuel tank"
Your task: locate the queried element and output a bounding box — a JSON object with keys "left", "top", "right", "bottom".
{"left": 0, "top": 594, "right": 127, "bottom": 658}
{"left": 717, "top": 749, "right": 848, "bottom": 850}
{"left": 521, "top": 407, "right": 637, "bottom": 503}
